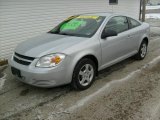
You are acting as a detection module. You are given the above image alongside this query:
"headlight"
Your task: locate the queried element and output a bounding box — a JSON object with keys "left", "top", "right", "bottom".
{"left": 36, "top": 54, "right": 65, "bottom": 68}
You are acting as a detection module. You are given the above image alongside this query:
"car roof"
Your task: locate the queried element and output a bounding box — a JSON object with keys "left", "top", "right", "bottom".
{"left": 79, "top": 12, "right": 140, "bottom": 22}
{"left": 80, "top": 12, "right": 118, "bottom": 17}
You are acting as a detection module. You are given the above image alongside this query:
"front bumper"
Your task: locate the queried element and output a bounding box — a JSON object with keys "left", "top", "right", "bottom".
{"left": 8, "top": 56, "right": 72, "bottom": 88}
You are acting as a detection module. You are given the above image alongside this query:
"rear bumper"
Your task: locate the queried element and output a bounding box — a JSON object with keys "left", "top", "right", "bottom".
{"left": 8, "top": 56, "right": 72, "bottom": 88}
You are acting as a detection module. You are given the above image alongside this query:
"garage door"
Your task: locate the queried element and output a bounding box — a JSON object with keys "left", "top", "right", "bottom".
{"left": 0, "top": 0, "right": 140, "bottom": 59}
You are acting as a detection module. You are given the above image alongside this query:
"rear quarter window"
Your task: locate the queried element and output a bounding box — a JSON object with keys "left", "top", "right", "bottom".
{"left": 129, "top": 18, "right": 141, "bottom": 29}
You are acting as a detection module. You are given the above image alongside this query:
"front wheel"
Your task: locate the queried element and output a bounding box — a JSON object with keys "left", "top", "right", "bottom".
{"left": 134, "top": 41, "right": 148, "bottom": 60}
{"left": 71, "top": 58, "right": 96, "bottom": 90}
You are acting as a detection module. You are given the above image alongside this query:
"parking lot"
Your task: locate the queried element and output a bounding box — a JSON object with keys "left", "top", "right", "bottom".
{"left": 0, "top": 19, "right": 160, "bottom": 120}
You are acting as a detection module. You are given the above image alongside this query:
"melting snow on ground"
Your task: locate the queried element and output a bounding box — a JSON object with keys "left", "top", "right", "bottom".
{"left": 146, "top": 13, "right": 160, "bottom": 19}
{"left": 0, "top": 73, "right": 7, "bottom": 90}
{"left": 146, "top": 5, "right": 160, "bottom": 10}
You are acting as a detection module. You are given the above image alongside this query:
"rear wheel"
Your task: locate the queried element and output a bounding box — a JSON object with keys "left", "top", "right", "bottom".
{"left": 134, "top": 41, "right": 148, "bottom": 60}
{"left": 71, "top": 58, "right": 96, "bottom": 90}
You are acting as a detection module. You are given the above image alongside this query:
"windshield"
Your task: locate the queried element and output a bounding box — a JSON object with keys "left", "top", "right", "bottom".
{"left": 49, "top": 15, "right": 105, "bottom": 37}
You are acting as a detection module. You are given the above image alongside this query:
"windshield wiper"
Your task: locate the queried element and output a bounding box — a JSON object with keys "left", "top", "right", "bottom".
{"left": 50, "top": 31, "right": 75, "bottom": 36}
{"left": 60, "top": 33, "right": 69, "bottom": 35}
{"left": 48, "top": 31, "right": 59, "bottom": 34}
{"left": 60, "top": 33, "right": 76, "bottom": 36}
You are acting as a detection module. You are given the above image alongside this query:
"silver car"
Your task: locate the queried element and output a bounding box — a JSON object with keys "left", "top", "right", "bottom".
{"left": 9, "top": 13, "right": 150, "bottom": 90}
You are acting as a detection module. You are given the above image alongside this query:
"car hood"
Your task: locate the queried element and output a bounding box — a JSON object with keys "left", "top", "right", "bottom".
{"left": 15, "top": 33, "right": 87, "bottom": 57}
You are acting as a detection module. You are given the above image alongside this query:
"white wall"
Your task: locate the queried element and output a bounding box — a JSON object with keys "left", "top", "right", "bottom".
{"left": 0, "top": 0, "right": 140, "bottom": 59}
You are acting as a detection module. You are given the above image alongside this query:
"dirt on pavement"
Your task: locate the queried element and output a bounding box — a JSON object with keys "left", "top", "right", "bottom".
{"left": 63, "top": 61, "right": 160, "bottom": 120}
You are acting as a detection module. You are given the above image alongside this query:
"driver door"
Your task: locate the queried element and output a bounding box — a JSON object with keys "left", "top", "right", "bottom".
{"left": 100, "top": 16, "right": 130, "bottom": 68}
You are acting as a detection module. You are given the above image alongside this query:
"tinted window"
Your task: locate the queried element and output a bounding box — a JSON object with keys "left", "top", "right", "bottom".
{"left": 129, "top": 18, "right": 141, "bottom": 29}
{"left": 104, "top": 16, "right": 129, "bottom": 34}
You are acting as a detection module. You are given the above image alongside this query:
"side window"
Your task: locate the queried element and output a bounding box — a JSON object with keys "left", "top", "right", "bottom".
{"left": 129, "top": 18, "right": 141, "bottom": 29}
{"left": 104, "top": 16, "right": 129, "bottom": 34}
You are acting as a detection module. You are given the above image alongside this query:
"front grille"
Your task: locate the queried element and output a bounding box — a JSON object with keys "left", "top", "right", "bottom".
{"left": 13, "top": 52, "right": 35, "bottom": 66}
{"left": 15, "top": 52, "right": 35, "bottom": 61}
{"left": 13, "top": 57, "right": 31, "bottom": 65}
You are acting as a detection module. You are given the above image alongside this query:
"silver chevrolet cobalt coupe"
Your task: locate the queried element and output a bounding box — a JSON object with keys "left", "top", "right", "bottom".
{"left": 9, "top": 13, "right": 150, "bottom": 90}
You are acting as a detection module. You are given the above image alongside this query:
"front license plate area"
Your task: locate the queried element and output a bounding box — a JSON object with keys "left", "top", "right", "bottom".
{"left": 11, "top": 67, "right": 22, "bottom": 78}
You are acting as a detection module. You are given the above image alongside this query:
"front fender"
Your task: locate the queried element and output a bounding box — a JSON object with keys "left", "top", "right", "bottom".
{"left": 67, "top": 49, "right": 101, "bottom": 83}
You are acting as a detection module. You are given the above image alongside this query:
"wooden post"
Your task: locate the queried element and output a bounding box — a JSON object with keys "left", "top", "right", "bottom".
{"left": 142, "top": 0, "right": 146, "bottom": 22}
{"left": 139, "top": 0, "right": 142, "bottom": 20}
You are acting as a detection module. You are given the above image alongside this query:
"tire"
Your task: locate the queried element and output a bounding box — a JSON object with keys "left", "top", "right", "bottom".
{"left": 71, "top": 58, "right": 96, "bottom": 90}
{"left": 134, "top": 40, "right": 148, "bottom": 60}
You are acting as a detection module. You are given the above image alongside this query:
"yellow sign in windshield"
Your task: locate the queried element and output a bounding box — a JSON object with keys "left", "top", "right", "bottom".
{"left": 77, "top": 16, "right": 99, "bottom": 19}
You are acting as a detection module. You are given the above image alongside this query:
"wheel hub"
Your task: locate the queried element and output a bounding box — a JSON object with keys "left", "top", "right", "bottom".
{"left": 141, "top": 43, "right": 147, "bottom": 58}
{"left": 78, "top": 64, "right": 94, "bottom": 86}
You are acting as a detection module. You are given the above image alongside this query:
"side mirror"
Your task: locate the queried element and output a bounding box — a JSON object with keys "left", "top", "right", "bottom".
{"left": 101, "top": 29, "right": 118, "bottom": 39}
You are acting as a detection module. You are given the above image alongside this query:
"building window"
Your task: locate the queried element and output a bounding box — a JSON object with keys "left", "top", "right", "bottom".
{"left": 109, "top": 0, "right": 118, "bottom": 5}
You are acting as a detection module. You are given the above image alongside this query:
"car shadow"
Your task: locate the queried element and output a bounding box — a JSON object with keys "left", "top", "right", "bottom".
{"left": 97, "top": 57, "right": 135, "bottom": 80}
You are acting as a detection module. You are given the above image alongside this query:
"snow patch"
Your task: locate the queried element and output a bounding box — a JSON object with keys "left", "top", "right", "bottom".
{"left": 146, "top": 14, "right": 160, "bottom": 19}
{"left": 150, "top": 101, "right": 160, "bottom": 120}
{"left": 151, "top": 38, "right": 160, "bottom": 42}
{"left": 146, "top": 5, "right": 160, "bottom": 10}
{"left": 67, "top": 70, "right": 140, "bottom": 112}
{"left": 0, "top": 73, "right": 7, "bottom": 90}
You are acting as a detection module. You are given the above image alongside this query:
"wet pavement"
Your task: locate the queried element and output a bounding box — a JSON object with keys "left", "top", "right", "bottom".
{"left": 0, "top": 20, "right": 160, "bottom": 120}
{"left": 63, "top": 58, "right": 160, "bottom": 120}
